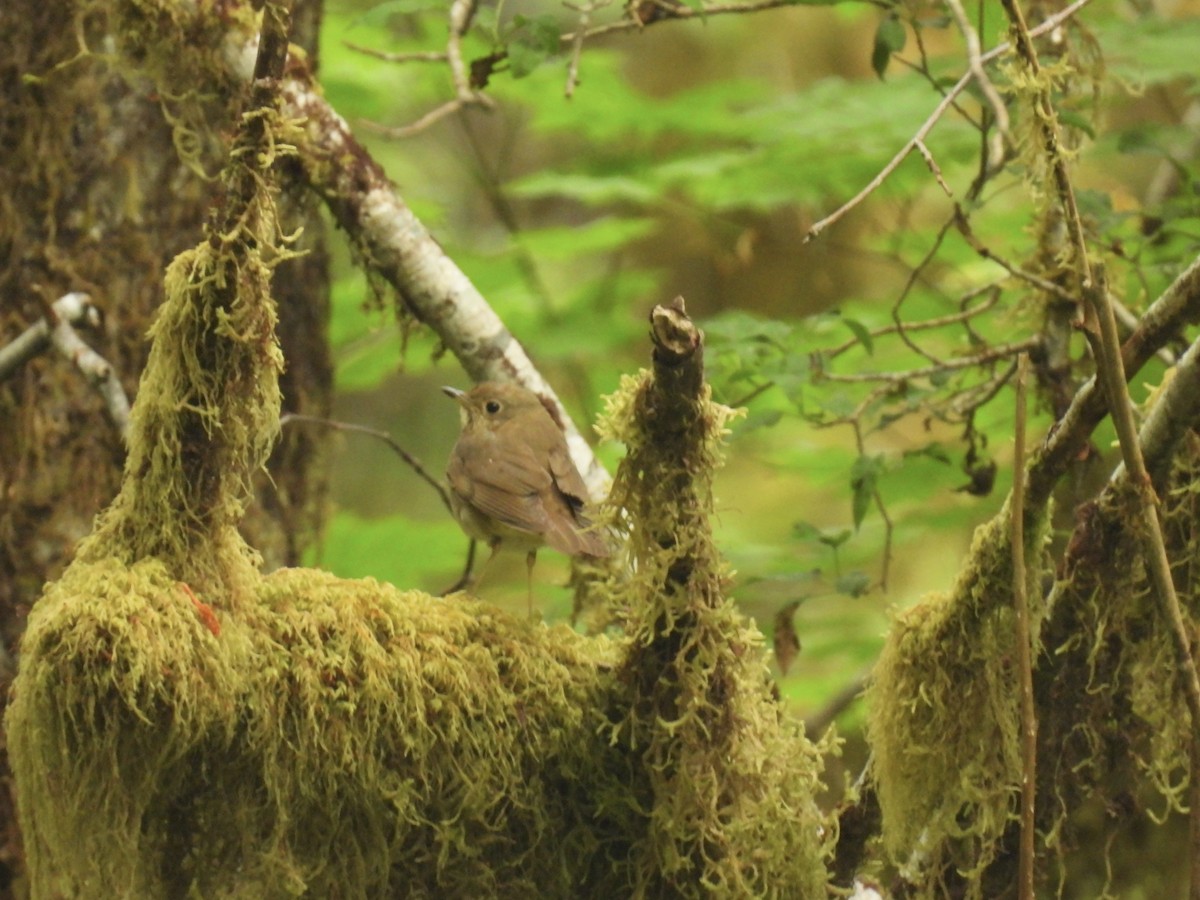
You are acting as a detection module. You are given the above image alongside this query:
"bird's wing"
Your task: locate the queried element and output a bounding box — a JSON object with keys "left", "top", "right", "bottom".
{"left": 447, "top": 439, "right": 551, "bottom": 537}
{"left": 546, "top": 444, "right": 609, "bottom": 558}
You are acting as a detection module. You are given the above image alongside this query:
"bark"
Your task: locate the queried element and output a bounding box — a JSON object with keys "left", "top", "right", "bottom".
{"left": 0, "top": 3, "right": 332, "bottom": 890}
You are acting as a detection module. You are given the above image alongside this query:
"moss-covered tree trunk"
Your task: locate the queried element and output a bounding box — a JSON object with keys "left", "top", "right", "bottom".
{"left": 0, "top": 0, "right": 331, "bottom": 890}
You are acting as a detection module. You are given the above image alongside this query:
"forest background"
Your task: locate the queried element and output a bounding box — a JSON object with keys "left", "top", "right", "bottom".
{"left": 2, "top": 0, "right": 1200, "bottom": 894}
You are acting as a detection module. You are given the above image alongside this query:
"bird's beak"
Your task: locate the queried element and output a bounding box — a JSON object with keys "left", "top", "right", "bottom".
{"left": 442, "top": 386, "right": 467, "bottom": 404}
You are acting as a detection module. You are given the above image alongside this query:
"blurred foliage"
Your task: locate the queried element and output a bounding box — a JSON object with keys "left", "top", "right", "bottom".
{"left": 307, "top": 0, "right": 1200, "bottom": 744}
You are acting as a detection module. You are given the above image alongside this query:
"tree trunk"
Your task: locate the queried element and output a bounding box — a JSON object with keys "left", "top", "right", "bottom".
{"left": 0, "top": 0, "right": 332, "bottom": 890}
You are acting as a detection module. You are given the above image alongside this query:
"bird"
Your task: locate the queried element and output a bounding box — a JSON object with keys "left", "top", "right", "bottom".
{"left": 443, "top": 381, "right": 608, "bottom": 613}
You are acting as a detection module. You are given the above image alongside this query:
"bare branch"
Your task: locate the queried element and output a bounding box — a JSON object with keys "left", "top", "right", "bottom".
{"left": 50, "top": 310, "right": 131, "bottom": 439}
{"left": 447, "top": 0, "right": 484, "bottom": 102}
{"left": 0, "top": 292, "right": 130, "bottom": 437}
{"left": 1026, "top": 253, "right": 1200, "bottom": 512}
{"left": 362, "top": 97, "right": 477, "bottom": 139}
{"left": 804, "top": 0, "right": 1095, "bottom": 242}
{"left": 0, "top": 292, "right": 95, "bottom": 381}
{"left": 914, "top": 139, "right": 952, "bottom": 197}
{"left": 279, "top": 413, "right": 452, "bottom": 513}
{"left": 563, "top": 0, "right": 615, "bottom": 99}
{"left": 560, "top": 0, "right": 801, "bottom": 43}
{"left": 1002, "top": 2, "right": 1200, "bottom": 892}
{"left": 359, "top": 0, "right": 493, "bottom": 138}
{"left": 945, "top": 0, "right": 1010, "bottom": 171}
{"left": 804, "top": 669, "right": 869, "bottom": 740}
{"left": 1011, "top": 353, "right": 1036, "bottom": 900}
{"left": 343, "top": 43, "right": 447, "bottom": 63}
{"left": 825, "top": 285, "right": 999, "bottom": 358}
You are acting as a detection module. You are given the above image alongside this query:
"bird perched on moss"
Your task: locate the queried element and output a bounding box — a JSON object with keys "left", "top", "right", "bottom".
{"left": 443, "top": 381, "right": 608, "bottom": 611}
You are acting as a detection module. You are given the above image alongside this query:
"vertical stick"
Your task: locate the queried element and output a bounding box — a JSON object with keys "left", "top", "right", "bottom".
{"left": 1011, "top": 353, "right": 1037, "bottom": 898}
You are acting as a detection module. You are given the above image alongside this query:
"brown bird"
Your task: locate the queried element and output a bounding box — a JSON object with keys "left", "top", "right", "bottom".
{"left": 443, "top": 382, "right": 608, "bottom": 611}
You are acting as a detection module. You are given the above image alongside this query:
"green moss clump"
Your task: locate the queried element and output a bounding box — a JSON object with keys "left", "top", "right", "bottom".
{"left": 74, "top": 241, "right": 283, "bottom": 606}
{"left": 596, "top": 373, "right": 833, "bottom": 898}
{"left": 9, "top": 560, "right": 655, "bottom": 897}
{"left": 867, "top": 501, "right": 1047, "bottom": 895}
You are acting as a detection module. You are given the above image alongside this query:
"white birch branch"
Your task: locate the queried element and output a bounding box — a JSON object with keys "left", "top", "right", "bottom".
{"left": 278, "top": 77, "right": 610, "bottom": 498}
{"left": 0, "top": 293, "right": 131, "bottom": 438}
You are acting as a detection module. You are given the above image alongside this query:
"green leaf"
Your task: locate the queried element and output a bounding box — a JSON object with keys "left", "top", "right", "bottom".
{"left": 737, "top": 408, "right": 784, "bottom": 432}
{"left": 794, "top": 522, "right": 851, "bottom": 549}
{"left": 775, "top": 370, "right": 807, "bottom": 412}
{"left": 818, "top": 528, "right": 853, "bottom": 549}
{"left": 506, "top": 14, "right": 561, "bottom": 79}
{"left": 841, "top": 316, "right": 874, "bottom": 355}
{"left": 872, "top": 14, "right": 906, "bottom": 80}
{"left": 850, "top": 454, "right": 883, "bottom": 530}
{"left": 793, "top": 520, "right": 823, "bottom": 541}
{"left": 1057, "top": 109, "right": 1096, "bottom": 140}
{"left": 835, "top": 570, "right": 872, "bottom": 598}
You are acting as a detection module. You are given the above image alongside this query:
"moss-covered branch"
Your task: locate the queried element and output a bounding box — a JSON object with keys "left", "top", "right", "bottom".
{"left": 597, "top": 300, "right": 831, "bottom": 896}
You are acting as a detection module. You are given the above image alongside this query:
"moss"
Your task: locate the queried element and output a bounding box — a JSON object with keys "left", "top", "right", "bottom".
{"left": 8, "top": 9, "right": 831, "bottom": 896}
{"left": 867, "top": 501, "right": 1048, "bottom": 895}
{"left": 9, "top": 559, "right": 655, "bottom": 897}
{"left": 596, "top": 373, "right": 833, "bottom": 898}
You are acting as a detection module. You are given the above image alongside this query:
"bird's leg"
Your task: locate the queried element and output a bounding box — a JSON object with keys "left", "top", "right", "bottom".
{"left": 471, "top": 540, "right": 502, "bottom": 594}
{"left": 525, "top": 549, "right": 537, "bottom": 620}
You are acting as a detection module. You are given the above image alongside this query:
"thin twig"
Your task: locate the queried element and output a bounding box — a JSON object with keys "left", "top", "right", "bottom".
{"left": 851, "top": 419, "right": 893, "bottom": 590}
{"left": 559, "top": 0, "right": 799, "bottom": 43}
{"left": 279, "top": 413, "right": 480, "bottom": 593}
{"left": 563, "top": 0, "right": 613, "bottom": 98}
{"left": 950, "top": 356, "right": 1019, "bottom": 418}
{"left": 0, "top": 292, "right": 96, "bottom": 381}
{"left": 953, "top": 206, "right": 1078, "bottom": 302}
{"left": 279, "top": 412, "right": 453, "bottom": 513}
{"left": 826, "top": 284, "right": 1000, "bottom": 358}
{"left": 914, "top": 139, "right": 952, "bottom": 196}
{"left": 945, "top": 0, "right": 1010, "bottom": 171}
{"left": 343, "top": 43, "right": 447, "bottom": 63}
{"left": 804, "top": 0, "right": 1095, "bottom": 242}
{"left": 362, "top": 97, "right": 478, "bottom": 139}
{"left": 819, "top": 338, "right": 1039, "bottom": 384}
{"left": 360, "top": 0, "right": 492, "bottom": 138}
{"left": 447, "top": 0, "right": 485, "bottom": 102}
{"left": 1011, "top": 352, "right": 1037, "bottom": 899}
{"left": 888, "top": 213, "right": 956, "bottom": 368}
{"left": 804, "top": 669, "right": 870, "bottom": 739}
{"left": 49, "top": 307, "right": 131, "bottom": 439}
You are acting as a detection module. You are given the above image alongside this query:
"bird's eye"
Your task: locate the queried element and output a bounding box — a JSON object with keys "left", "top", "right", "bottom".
{"left": 485, "top": 400, "right": 502, "bottom": 414}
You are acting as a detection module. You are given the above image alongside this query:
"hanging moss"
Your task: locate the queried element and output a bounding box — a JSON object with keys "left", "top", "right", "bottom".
{"left": 596, "top": 370, "right": 833, "bottom": 898}
{"left": 1037, "top": 470, "right": 1196, "bottom": 850}
{"left": 867, "top": 501, "right": 1049, "bottom": 895}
